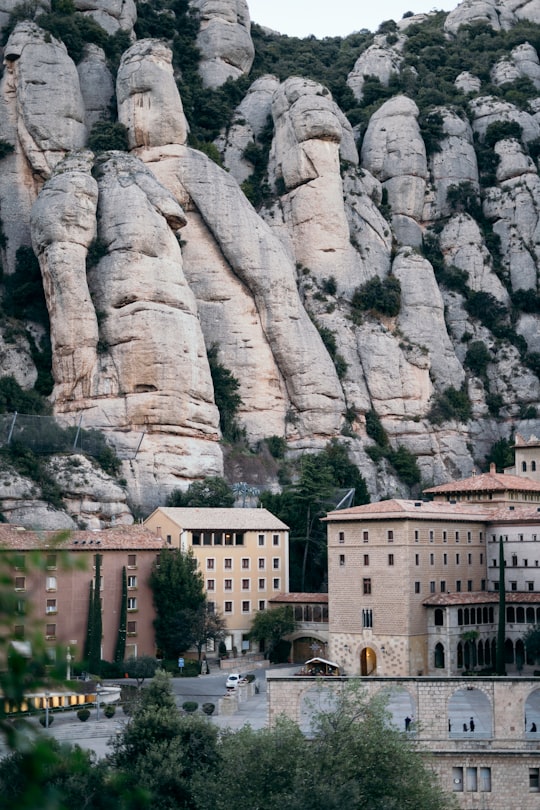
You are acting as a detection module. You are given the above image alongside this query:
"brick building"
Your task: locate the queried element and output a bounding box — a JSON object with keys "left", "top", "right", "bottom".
{"left": 2, "top": 525, "right": 164, "bottom": 663}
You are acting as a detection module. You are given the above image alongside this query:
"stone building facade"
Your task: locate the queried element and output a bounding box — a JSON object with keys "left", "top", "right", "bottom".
{"left": 267, "top": 674, "right": 540, "bottom": 810}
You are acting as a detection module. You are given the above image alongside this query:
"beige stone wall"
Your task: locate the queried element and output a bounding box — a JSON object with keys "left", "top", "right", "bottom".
{"left": 267, "top": 675, "right": 540, "bottom": 810}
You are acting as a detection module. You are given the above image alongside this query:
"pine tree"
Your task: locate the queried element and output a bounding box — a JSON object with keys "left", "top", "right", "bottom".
{"left": 88, "top": 554, "right": 102, "bottom": 675}
{"left": 83, "top": 580, "right": 94, "bottom": 662}
{"left": 114, "top": 566, "right": 127, "bottom": 664}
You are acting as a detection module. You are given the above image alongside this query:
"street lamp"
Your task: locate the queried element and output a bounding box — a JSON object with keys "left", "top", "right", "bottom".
{"left": 96, "top": 683, "right": 101, "bottom": 721}
{"left": 45, "top": 691, "right": 50, "bottom": 729}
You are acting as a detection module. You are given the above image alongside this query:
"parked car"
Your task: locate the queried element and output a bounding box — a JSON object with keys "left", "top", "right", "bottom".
{"left": 226, "top": 673, "right": 241, "bottom": 689}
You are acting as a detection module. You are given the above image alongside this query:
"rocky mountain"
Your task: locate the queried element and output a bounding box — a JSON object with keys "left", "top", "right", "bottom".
{"left": 0, "top": 0, "right": 539, "bottom": 527}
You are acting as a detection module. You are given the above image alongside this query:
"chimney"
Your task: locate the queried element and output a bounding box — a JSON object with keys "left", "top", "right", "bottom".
{"left": 490, "top": 463, "right": 496, "bottom": 474}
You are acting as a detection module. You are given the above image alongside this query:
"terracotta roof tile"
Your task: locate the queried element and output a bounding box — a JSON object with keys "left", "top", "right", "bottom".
{"left": 146, "top": 507, "right": 289, "bottom": 531}
{"left": 324, "top": 499, "right": 491, "bottom": 522}
{"left": 0, "top": 524, "right": 164, "bottom": 551}
{"left": 424, "top": 470, "right": 540, "bottom": 494}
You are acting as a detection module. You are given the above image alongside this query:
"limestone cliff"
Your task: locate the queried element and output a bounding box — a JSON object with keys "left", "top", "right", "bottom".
{"left": 0, "top": 0, "right": 539, "bottom": 524}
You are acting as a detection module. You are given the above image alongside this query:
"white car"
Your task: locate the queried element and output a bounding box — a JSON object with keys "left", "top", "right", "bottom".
{"left": 226, "top": 673, "right": 242, "bottom": 689}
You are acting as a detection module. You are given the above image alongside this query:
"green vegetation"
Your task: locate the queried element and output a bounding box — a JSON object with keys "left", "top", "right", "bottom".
{"left": 365, "top": 409, "right": 421, "bottom": 487}
{"left": 167, "top": 475, "right": 235, "bottom": 508}
{"left": 428, "top": 385, "right": 472, "bottom": 425}
{"left": 261, "top": 440, "right": 369, "bottom": 591}
{"left": 207, "top": 344, "right": 244, "bottom": 442}
{"left": 87, "top": 121, "right": 129, "bottom": 153}
{"left": 464, "top": 340, "right": 491, "bottom": 379}
{"left": 149, "top": 547, "right": 206, "bottom": 660}
{"left": 249, "top": 605, "right": 296, "bottom": 662}
{"left": 351, "top": 275, "right": 401, "bottom": 320}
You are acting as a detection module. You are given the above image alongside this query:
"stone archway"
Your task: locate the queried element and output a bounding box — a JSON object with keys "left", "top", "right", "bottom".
{"left": 360, "top": 646, "right": 377, "bottom": 675}
{"left": 291, "top": 636, "right": 328, "bottom": 664}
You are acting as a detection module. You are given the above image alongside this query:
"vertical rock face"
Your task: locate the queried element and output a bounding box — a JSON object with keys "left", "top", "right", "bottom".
{"left": 117, "top": 40, "right": 189, "bottom": 149}
{"left": 189, "top": 0, "right": 254, "bottom": 88}
{"left": 428, "top": 108, "right": 478, "bottom": 219}
{"left": 347, "top": 35, "right": 404, "bottom": 102}
{"left": 77, "top": 45, "right": 115, "bottom": 131}
{"left": 73, "top": 0, "right": 137, "bottom": 35}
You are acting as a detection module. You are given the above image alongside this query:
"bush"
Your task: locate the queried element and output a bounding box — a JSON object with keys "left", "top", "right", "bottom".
{"left": 182, "top": 701, "right": 198, "bottom": 713}
{"left": 351, "top": 275, "right": 401, "bottom": 319}
{"left": 77, "top": 708, "right": 91, "bottom": 722}
{"left": 265, "top": 435, "right": 287, "bottom": 459}
{"left": 104, "top": 704, "right": 116, "bottom": 718}
{"left": 428, "top": 386, "right": 472, "bottom": 424}
{"left": 202, "top": 702, "right": 215, "bottom": 716}
{"left": 464, "top": 340, "right": 491, "bottom": 378}
{"left": 88, "top": 121, "right": 129, "bottom": 153}
{"left": 38, "top": 713, "right": 54, "bottom": 727}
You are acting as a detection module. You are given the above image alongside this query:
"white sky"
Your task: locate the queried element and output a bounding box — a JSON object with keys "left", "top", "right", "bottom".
{"left": 247, "top": 1, "right": 455, "bottom": 38}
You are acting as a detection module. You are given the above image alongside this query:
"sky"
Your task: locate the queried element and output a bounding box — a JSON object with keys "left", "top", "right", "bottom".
{"left": 247, "top": 1, "right": 455, "bottom": 38}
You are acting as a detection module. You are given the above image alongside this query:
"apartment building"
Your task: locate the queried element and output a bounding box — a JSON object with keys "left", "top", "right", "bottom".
{"left": 144, "top": 507, "right": 289, "bottom": 652}
{"left": 325, "top": 459, "right": 540, "bottom": 677}
{"left": 2, "top": 525, "right": 164, "bottom": 663}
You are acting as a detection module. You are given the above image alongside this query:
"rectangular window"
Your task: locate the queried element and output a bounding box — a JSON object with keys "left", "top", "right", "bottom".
{"left": 455, "top": 531, "right": 460, "bottom": 542}
{"left": 339, "top": 554, "right": 345, "bottom": 566}
{"left": 443, "top": 553, "right": 447, "bottom": 565}
{"left": 224, "top": 601, "right": 233, "bottom": 613}
{"left": 258, "top": 599, "right": 265, "bottom": 611}
{"left": 363, "top": 578, "right": 372, "bottom": 595}
{"left": 465, "top": 767, "right": 477, "bottom": 792}
{"left": 467, "top": 580, "right": 473, "bottom": 592}
{"left": 456, "top": 553, "right": 460, "bottom": 564}
{"left": 529, "top": 768, "right": 540, "bottom": 792}
{"left": 362, "top": 608, "right": 373, "bottom": 628}
{"left": 479, "top": 531, "right": 483, "bottom": 542}
{"left": 14, "top": 576, "right": 25, "bottom": 591}
{"left": 207, "top": 579, "right": 215, "bottom": 591}
{"left": 258, "top": 578, "right": 265, "bottom": 590}
{"left": 338, "top": 531, "right": 345, "bottom": 544}
{"left": 46, "top": 576, "right": 56, "bottom": 591}
{"left": 258, "top": 534, "right": 265, "bottom": 546}
{"left": 46, "top": 598, "right": 57, "bottom": 614}
{"left": 388, "top": 554, "right": 394, "bottom": 566}
{"left": 414, "top": 582, "right": 421, "bottom": 594}
{"left": 452, "top": 767, "right": 464, "bottom": 792}
{"left": 364, "top": 554, "right": 369, "bottom": 566}
{"left": 415, "top": 554, "right": 419, "bottom": 566}
{"left": 468, "top": 553, "right": 472, "bottom": 565}
{"left": 481, "top": 579, "right": 486, "bottom": 590}
{"left": 430, "top": 553, "right": 434, "bottom": 565}
{"left": 456, "top": 580, "right": 462, "bottom": 592}
{"left": 273, "top": 535, "right": 279, "bottom": 546}
{"left": 242, "top": 600, "right": 250, "bottom": 613}
{"left": 224, "top": 558, "right": 232, "bottom": 569}
{"left": 242, "top": 558, "right": 250, "bottom": 569}
{"left": 127, "top": 620, "right": 137, "bottom": 635}
{"left": 46, "top": 554, "right": 57, "bottom": 569}
{"left": 443, "top": 531, "right": 447, "bottom": 542}
{"left": 479, "top": 767, "right": 491, "bottom": 792}
{"left": 127, "top": 554, "right": 136, "bottom": 568}
{"left": 430, "top": 581, "right": 435, "bottom": 593}
{"left": 511, "top": 581, "right": 517, "bottom": 591}
{"left": 415, "top": 529, "right": 420, "bottom": 542}
{"left": 480, "top": 553, "right": 483, "bottom": 564}
{"left": 524, "top": 559, "right": 529, "bottom": 567}
{"left": 387, "top": 530, "right": 394, "bottom": 542}
{"left": 127, "top": 597, "right": 137, "bottom": 610}
{"left": 192, "top": 533, "right": 201, "bottom": 546}
{"left": 214, "top": 532, "right": 222, "bottom": 546}
{"left": 127, "top": 575, "right": 137, "bottom": 588}
{"left": 273, "top": 578, "right": 280, "bottom": 590}
{"left": 519, "top": 533, "right": 524, "bottom": 542}
{"left": 46, "top": 623, "right": 56, "bottom": 639}
{"left": 14, "top": 554, "right": 25, "bottom": 570}
{"left": 440, "top": 580, "right": 446, "bottom": 592}
{"left": 363, "top": 530, "right": 369, "bottom": 542}
{"left": 528, "top": 581, "right": 534, "bottom": 591}
{"left": 224, "top": 579, "right": 232, "bottom": 591}
{"left": 467, "top": 531, "right": 471, "bottom": 543}
{"left": 203, "top": 532, "right": 212, "bottom": 546}
{"left": 166, "top": 534, "right": 172, "bottom": 545}
{"left": 258, "top": 558, "right": 265, "bottom": 569}
{"left": 273, "top": 558, "right": 280, "bottom": 569}
{"left": 224, "top": 533, "right": 233, "bottom": 546}
{"left": 207, "top": 558, "right": 215, "bottom": 570}
{"left": 242, "top": 578, "right": 250, "bottom": 590}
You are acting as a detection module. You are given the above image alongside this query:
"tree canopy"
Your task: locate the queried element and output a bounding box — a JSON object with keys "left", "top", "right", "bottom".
{"left": 166, "top": 476, "right": 235, "bottom": 508}
{"left": 248, "top": 606, "right": 296, "bottom": 661}
{"left": 149, "top": 548, "right": 206, "bottom": 659}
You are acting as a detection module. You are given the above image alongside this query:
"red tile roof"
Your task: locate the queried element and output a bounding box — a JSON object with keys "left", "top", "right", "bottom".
{"left": 424, "top": 470, "right": 540, "bottom": 495}
{"left": 0, "top": 524, "right": 165, "bottom": 551}
{"left": 269, "top": 592, "right": 328, "bottom": 603}
{"left": 324, "top": 499, "right": 491, "bottom": 522}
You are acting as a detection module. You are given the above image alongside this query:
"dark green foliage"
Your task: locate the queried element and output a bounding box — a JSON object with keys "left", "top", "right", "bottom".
{"left": 464, "top": 290, "right": 508, "bottom": 332}
{"left": 87, "top": 121, "right": 129, "bottom": 153}
{"left": 84, "top": 580, "right": 93, "bottom": 661}
{"left": 365, "top": 409, "right": 388, "bottom": 448}
{"left": 322, "top": 276, "right": 337, "bottom": 295}
{"left": 446, "top": 181, "right": 482, "bottom": 218}
{"left": 88, "top": 554, "right": 102, "bottom": 675}
{"left": 202, "top": 702, "right": 215, "bottom": 715}
{"left": 486, "top": 392, "right": 504, "bottom": 416}
{"left": 525, "top": 352, "right": 540, "bottom": 379}
{"left": 150, "top": 547, "right": 206, "bottom": 659}
{"left": 166, "top": 475, "right": 235, "bottom": 507}
{"left": 104, "top": 704, "right": 116, "bottom": 718}
{"left": 419, "top": 110, "right": 444, "bottom": 155}
{"left": 0, "top": 140, "right": 14, "bottom": 159}
{"left": 0, "top": 444, "right": 65, "bottom": 509}
{"left": 265, "top": 435, "right": 287, "bottom": 459}
{"left": 190, "top": 138, "right": 224, "bottom": 166}
{"left": 464, "top": 340, "right": 491, "bottom": 378}
{"left": 261, "top": 441, "right": 369, "bottom": 591}
{"left": 386, "top": 445, "right": 422, "bottom": 486}
{"left": 484, "top": 119, "right": 523, "bottom": 147}
{"left": 182, "top": 701, "right": 198, "bottom": 713}
{"left": 351, "top": 275, "right": 401, "bottom": 319}
{"left": 207, "top": 344, "right": 243, "bottom": 441}
{"left": 249, "top": 605, "right": 296, "bottom": 660}
{"left": 511, "top": 288, "right": 540, "bottom": 313}
{"left": 484, "top": 437, "right": 514, "bottom": 472}
{"left": 4, "top": 246, "right": 49, "bottom": 326}
{"left": 523, "top": 625, "right": 540, "bottom": 664}
{"left": 313, "top": 321, "right": 348, "bottom": 379}
{"left": 124, "top": 656, "right": 160, "bottom": 688}
{"left": 428, "top": 385, "right": 472, "bottom": 425}
{"left": 114, "top": 566, "right": 127, "bottom": 664}
{"left": 77, "top": 707, "right": 91, "bottom": 722}
{"left": 37, "top": 9, "right": 109, "bottom": 63}
{"left": 0, "top": 376, "right": 50, "bottom": 415}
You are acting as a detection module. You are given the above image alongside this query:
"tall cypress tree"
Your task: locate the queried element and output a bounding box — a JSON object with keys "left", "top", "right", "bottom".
{"left": 84, "top": 580, "right": 94, "bottom": 662}
{"left": 89, "top": 554, "right": 103, "bottom": 675}
{"left": 114, "top": 566, "right": 127, "bottom": 664}
{"left": 496, "top": 535, "right": 506, "bottom": 676}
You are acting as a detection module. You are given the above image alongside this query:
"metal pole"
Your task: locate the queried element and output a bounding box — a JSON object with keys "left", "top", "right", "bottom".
{"left": 45, "top": 692, "right": 50, "bottom": 728}
{"left": 7, "top": 411, "right": 17, "bottom": 445}
{"left": 96, "top": 684, "right": 101, "bottom": 720}
{"left": 72, "top": 414, "right": 83, "bottom": 451}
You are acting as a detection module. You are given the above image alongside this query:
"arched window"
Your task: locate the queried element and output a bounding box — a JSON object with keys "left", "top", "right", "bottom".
{"left": 517, "top": 607, "right": 525, "bottom": 623}
{"left": 489, "top": 607, "right": 494, "bottom": 623}
{"left": 537, "top": 607, "right": 540, "bottom": 624}
{"left": 434, "top": 642, "right": 445, "bottom": 668}
{"left": 483, "top": 607, "right": 488, "bottom": 624}
{"left": 434, "top": 608, "right": 444, "bottom": 626}
{"left": 507, "top": 606, "right": 515, "bottom": 623}
{"left": 532, "top": 461, "right": 537, "bottom": 472}
{"left": 458, "top": 609, "right": 463, "bottom": 626}
{"left": 464, "top": 608, "right": 470, "bottom": 625}
{"left": 505, "top": 638, "right": 515, "bottom": 664}
{"left": 523, "top": 461, "right": 528, "bottom": 472}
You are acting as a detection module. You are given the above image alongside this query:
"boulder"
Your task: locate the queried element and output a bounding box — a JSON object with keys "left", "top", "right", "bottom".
{"left": 445, "top": 0, "right": 516, "bottom": 36}
{"left": 455, "top": 72, "right": 482, "bottom": 94}
{"left": 347, "top": 37, "right": 404, "bottom": 102}
{"left": 73, "top": 0, "right": 137, "bottom": 35}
